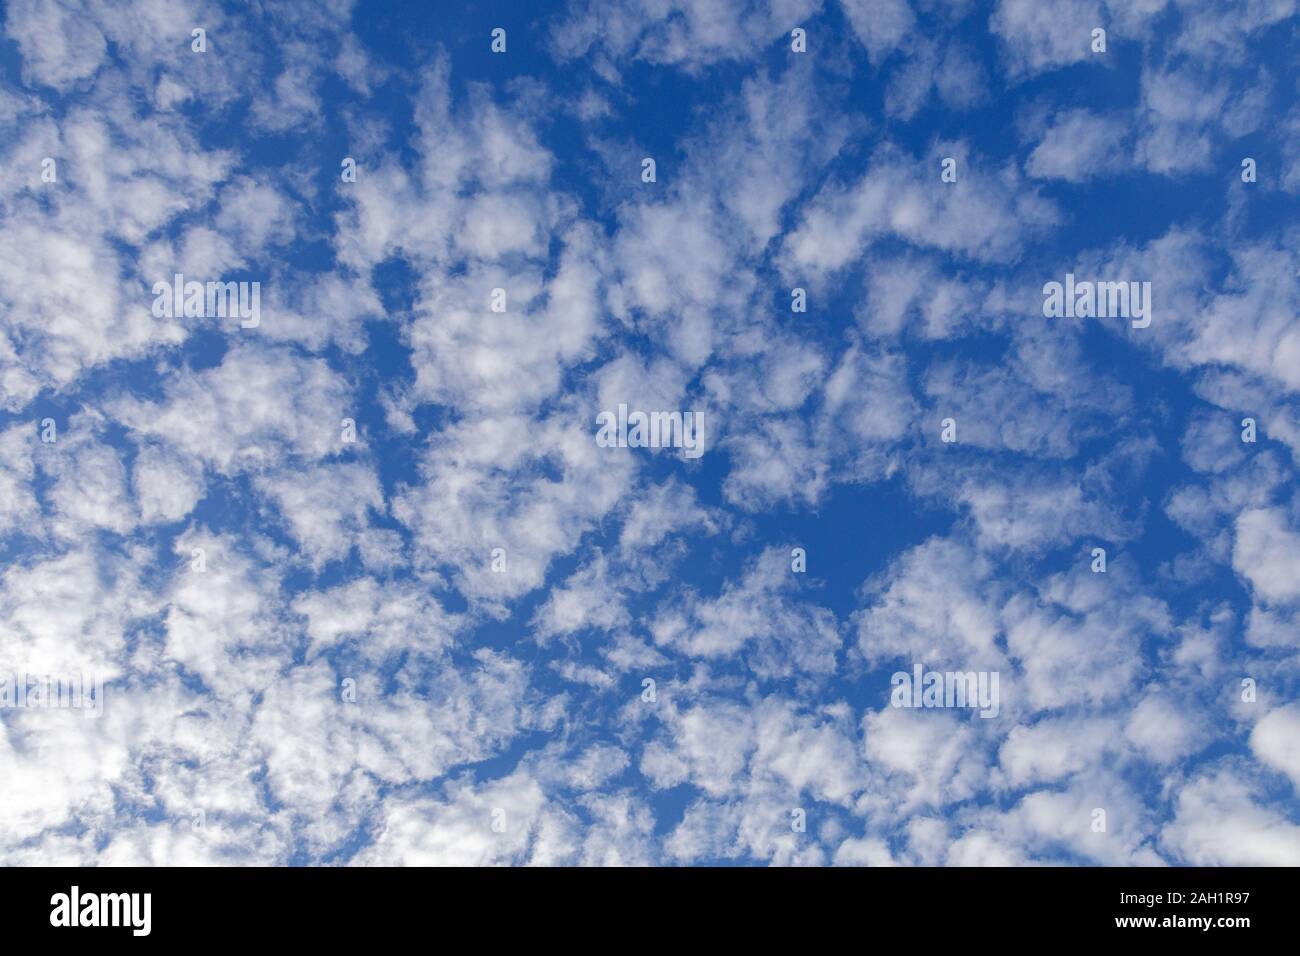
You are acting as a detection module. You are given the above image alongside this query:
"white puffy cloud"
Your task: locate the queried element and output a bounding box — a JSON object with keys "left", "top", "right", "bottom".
{"left": 863, "top": 705, "right": 989, "bottom": 811}
{"left": 781, "top": 143, "right": 1057, "bottom": 278}
{"left": 841, "top": 0, "right": 915, "bottom": 64}
{"left": 1233, "top": 507, "right": 1300, "bottom": 605}
{"left": 998, "top": 716, "right": 1118, "bottom": 788}
{"left": 855, "top": 536, "right": 1003, "bottom": 670}
{"left": 651, "top": 547, "right": 842, "bottom": 679}
{"left": 110, "top": 345, "right": 353, "bottom": 474}
{"left": 1249, "top": 703, "right": 1300, "bottom": 790}
{"left": 549, "top": 0, "right": 823, "bottom": 70}
{"left": 989, "top": 0, "right": 1105, "bottom": 78}
{"left": 1002, "top": 565, "right": 1170, "bottom": 710}
{"left": 1027, "top": 109, "right": 1129, "bottom": 182}
{"left": 1163, "top": 766, "right": 1300, "bottom": 865}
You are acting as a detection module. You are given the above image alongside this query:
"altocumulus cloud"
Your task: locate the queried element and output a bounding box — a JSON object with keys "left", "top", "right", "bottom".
{"left": 0, "top": 0, "right": 1297, "bottom": 867}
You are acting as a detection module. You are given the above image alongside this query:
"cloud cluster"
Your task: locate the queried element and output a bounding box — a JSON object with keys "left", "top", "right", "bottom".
{"left": 0, "top": 0, "right": 1296, "bottom": 867}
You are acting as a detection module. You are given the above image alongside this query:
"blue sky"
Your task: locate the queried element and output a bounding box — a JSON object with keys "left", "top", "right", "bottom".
{"left": 0, "top": 0, "right": 1298, "bottom": 865}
